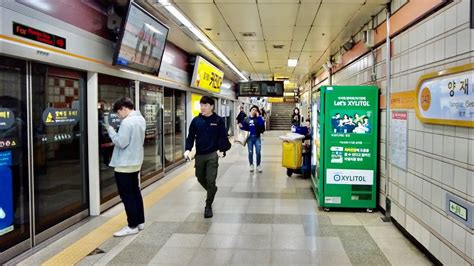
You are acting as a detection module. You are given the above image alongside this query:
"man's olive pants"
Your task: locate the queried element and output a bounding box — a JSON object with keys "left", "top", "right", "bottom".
{"left": 195, "top": 152, "right": 219, "bottom": 207}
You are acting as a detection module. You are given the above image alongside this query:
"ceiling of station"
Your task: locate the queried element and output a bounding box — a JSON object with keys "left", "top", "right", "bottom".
{"left": 144, "top": 0, "right": 389, "bottom": 84}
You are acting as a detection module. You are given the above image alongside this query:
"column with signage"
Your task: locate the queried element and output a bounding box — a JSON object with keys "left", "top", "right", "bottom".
{"left": 317, "top": 86, "right": 378, "bottom": 209}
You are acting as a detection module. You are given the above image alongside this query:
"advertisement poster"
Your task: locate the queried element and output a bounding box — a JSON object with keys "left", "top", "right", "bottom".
{"left": 0, "top": 166, "right": 13, "bottom": 236}
{"left": 391, "top": 112, "right": 408, "bottom": 169}
{"left": 190, "top": 56, "right": 223, "bottom": 93}
{"left": 319, "top": 86, "right": 378, "bottom": 208}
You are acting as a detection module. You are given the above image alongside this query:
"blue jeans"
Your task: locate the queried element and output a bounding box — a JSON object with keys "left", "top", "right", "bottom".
{"left": 247, "top": 135, "right": 261, "bottom": 166}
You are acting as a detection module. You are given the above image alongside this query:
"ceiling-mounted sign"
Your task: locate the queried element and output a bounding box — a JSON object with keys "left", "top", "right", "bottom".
{"left": 42, "top": 108, "right": 79, "bottom": 126}
{"left": 13, "top": 22, "right": 66, "bottom": 49}
{"left": 415, "top": 64, "right": 474, "bottom": 127}
{"left": 190, "top": 56, "right": 223, "bottom": 93}
{"left": 238, "top": 81, "right": 284, "bottom": 97}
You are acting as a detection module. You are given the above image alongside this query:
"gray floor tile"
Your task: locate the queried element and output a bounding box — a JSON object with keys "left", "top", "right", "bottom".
{"left": 336, "top": 226, "right": 391, "bottom": 265}
{"left": 242, "top": 213, "right": 274, "bottom": 224}
{"left": 108, "top": 244, "right": 160, "bottom": 264}
{"left": 272, "top": 214, "right": 303, "bottom": 224}
{"left": 230, "top": 249, "right": 271, "bottom": 265}
{"left": 201, "top": 234, "right": 238, "bottom": 249}
{"left": 207, "top": 223, "right": 241, "bottom": 235}
{"left": 239, "top": 223, "right": 272, "bottom": 235}
{"left": 235, "top": 234, "right": 272, "bottom": 249}
{"left": 148, "top": 247, "right": 198, "bottom": 265}
{"left": 272, "top": 224, "right": 306, "bottom": 236}
{"left": 311, "top": 250, "right": 352, "bottom": 265}
{"left": 305, "top": 236, "right": 345, "bottom": 252}
{"left": 271, "top": 235, "right": 308, "bottom": 250}
{"left": 188, "top": 248, "right": 233, "bottom": 266}
{"left": 162, "top": 233, "right": 205, "bottom": 248}
{"left": 177, "top": 222, "right": 211, "bottom": 234}
{"left": 271, "top": 250, "right": 312, "bottom": 265}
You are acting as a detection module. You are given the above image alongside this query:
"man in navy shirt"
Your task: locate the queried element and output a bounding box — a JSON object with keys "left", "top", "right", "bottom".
{"left": 184, "top": 96, "right": 230, "bottom": 218}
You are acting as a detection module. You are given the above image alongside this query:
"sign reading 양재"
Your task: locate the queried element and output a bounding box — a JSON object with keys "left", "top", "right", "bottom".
{"left": 42, "top": 107, "right": 80, "bottom": 126}
{"left": 190, "top": 56, "right": 224, "bottom": 93}
{"left": 415, "top": 64, "right": 474, "bottom": 127}
{"left": 0, "top": 108, "right": 15, "bottom": 130}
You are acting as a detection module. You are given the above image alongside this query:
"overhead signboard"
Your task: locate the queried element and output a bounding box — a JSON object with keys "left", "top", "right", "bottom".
{"left": 415, "top": 64, "right": 474, "bottom": 127}
{"left": 13, "top": 22, "right": 66, "bottom": 49}
{"left": 238, "top": 81, "right": 284, "bottom": 97}
{"left": 190, "top": 56, "right": 223, "bottom": 93}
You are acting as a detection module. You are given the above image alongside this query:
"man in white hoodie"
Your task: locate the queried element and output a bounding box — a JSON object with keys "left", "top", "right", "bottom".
{"left": 104, "top": 97, "right": 146, "bottom": 237}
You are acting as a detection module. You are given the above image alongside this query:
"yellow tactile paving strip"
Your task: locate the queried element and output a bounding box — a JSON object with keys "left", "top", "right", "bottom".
{"left": 42, "top": 167, "right": 194, "bottom": 266}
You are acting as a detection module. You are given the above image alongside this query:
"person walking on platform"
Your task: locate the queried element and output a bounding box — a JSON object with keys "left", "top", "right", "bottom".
{"left": 235, "top": 105, "right": 247, "bottom": 128}
{"left": 291, "top": 107, "right": 302, "bottom": 127}
{"left": 184, "top": 96, "right": 231, "bottom": 218}
{"left": 104, "top": 97, "right": 146, "bottom": 237}
{"left": 240, "top": 105, "right": 265, "bottom": 173}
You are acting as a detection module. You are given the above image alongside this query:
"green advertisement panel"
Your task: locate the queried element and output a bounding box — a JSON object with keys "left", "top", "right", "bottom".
{"left": 317, "top": 86, "right": 378, "bottom": 209}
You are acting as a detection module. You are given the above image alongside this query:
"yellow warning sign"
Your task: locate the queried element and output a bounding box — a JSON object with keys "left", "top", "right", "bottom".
{"left": 46, "top": 112, "right": 54, "bottom": 123}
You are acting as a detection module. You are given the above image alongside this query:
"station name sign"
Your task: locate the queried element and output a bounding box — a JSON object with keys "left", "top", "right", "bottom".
{"left": 238, "top": 81, "right": 284, "bottom": 97}
{"left": 13, "top": 22, "right": 66, "bottom": 49}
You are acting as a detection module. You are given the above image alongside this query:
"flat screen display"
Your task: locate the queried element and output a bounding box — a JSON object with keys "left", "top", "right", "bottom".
{"left": 238, "top": 81, "right": 284, "bottom": 97}
{"left": 113, "top": 2, "right": 169, "bottom": 75}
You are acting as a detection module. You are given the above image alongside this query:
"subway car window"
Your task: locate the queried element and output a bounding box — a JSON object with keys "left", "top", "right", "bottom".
{"left": 31, "top": 64, "right": 88, "bottom": 234}
{"left": 139, "top": 83, "right": 163, "bottom": 180}
{"left": 97, "top": 74, "right": 135, "bottom": 204}
{"left": 0, "top": 56, "right": 30, "bottom": 252}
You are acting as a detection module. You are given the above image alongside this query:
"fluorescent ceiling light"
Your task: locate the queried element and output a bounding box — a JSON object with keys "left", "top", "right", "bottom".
{"left": 222, "top": 83, "right": 231, "bottom": 89}
{"left": 145, "top": 23, "right": 163, "bottom": 35}
{"left": 287, "top": 59, "right": 297, "bottom": 67}
{"left": 159, "top": 2, "right": 247, "bottom": 81}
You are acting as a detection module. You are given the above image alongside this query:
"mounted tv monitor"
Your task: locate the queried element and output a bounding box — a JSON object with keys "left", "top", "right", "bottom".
{"left": 238, "top": 81, "right": 284, "bottom": 97}
{"left": 113, "top": 1, "right": 169, "bottom": 75}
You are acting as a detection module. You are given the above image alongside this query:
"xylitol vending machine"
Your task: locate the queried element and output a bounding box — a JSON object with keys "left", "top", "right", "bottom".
{"left": 312, "top": 85, "right": 379, "bottom": 210}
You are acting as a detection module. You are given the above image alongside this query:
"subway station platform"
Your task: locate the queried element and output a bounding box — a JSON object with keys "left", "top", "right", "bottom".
{"left": 13, "top": 131, "right": 431, "bottom": 266}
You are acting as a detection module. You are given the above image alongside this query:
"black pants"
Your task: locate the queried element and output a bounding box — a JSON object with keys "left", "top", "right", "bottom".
{"left": 115, "top": 171, "right": 145, "bottom": 228}
{"left": 194, "top": 152, "right": 219, "bottom": 207}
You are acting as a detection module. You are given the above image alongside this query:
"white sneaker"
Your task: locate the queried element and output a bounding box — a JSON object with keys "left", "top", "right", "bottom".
{"left": 113, "top": 226, "right": 139, "bottom": 237}
{"left": 257, "top": 165, "right": 263, "bottom": 173}
{"left": 249, "top": 164, "right": 254, "bottom": 172}
{"left": 138, "top": 223, "right": 145, "bottom": 230}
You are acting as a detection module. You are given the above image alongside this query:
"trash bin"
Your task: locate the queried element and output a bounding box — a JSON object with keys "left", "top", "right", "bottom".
{"left": 280, "top": 133, "right": 305, "bottom": 170}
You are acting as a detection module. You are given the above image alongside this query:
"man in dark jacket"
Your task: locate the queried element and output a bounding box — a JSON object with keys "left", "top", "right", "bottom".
{"left": 235, "top": 106, "right": 247, "bottom": 127}
{"left": 184, "top": 96, "right": 231, "bottom": 218}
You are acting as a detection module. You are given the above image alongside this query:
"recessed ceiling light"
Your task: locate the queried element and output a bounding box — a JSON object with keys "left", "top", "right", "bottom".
{"left": 287, "top": 59, "right": 298, "bottom": 67}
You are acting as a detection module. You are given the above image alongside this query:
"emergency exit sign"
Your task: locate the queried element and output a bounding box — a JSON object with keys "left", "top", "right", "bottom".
{"left": 446, "top": 194, "right": 473, "bottom": 229}
{"left": 449, "top": 201, "right": 467, "bottom": 221}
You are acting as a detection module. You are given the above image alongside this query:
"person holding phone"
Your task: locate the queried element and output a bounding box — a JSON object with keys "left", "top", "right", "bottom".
{"left": 240, "top": 105, "right": 265, "bottom": 172}
{"left": 103, "top": 97, "right": 146, "bottom": 237}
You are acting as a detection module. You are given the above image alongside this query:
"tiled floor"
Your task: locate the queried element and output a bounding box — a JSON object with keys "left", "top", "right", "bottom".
{"left": 17, "top": 131, "right": 432, "bottom": 265}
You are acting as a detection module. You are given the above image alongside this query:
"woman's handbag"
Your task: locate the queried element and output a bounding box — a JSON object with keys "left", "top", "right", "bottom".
{"left": 235, "top": 129, "right": 250, "bottom": 146}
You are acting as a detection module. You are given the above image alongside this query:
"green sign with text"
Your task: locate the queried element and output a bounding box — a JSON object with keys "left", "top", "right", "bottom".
{"left": 315, "top": 86, "right": 379, "bottom": 209}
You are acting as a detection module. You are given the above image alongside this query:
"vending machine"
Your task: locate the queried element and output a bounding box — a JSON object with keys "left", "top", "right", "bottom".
{"left": 311, "top": 86, "right": 379, "bottom": 210}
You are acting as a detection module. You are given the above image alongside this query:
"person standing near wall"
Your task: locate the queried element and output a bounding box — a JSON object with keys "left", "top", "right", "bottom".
{"left": 104, "top": 97, "right": 146, "bottom": 237}
{"left": 291, "top": 107, "right": 301, "bottom": 127}
{"left": 240, "top": 105, "right": 265, "bottom": 173}
{"left": 235, "top": 105, "right": 247, "bottom": 128}
{"left": 184, "top": 96, "right": 231, "bottom": 218}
